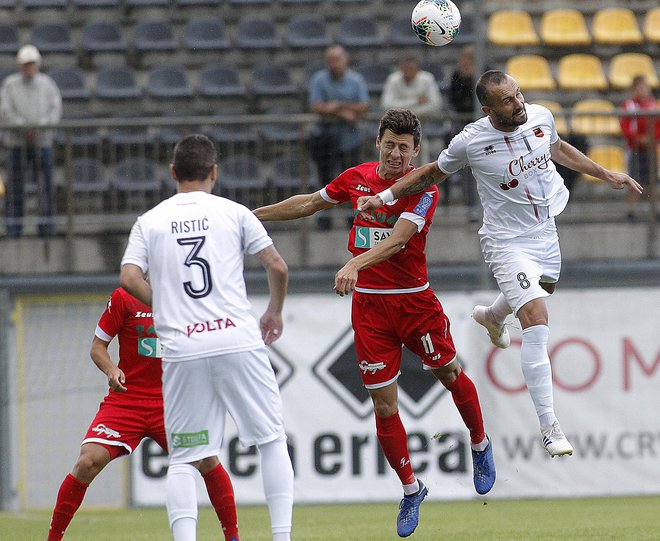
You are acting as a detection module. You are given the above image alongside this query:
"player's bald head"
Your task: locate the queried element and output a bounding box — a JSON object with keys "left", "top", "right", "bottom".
{"left": 172, "top": 134, "right": 217, "bottom": 182}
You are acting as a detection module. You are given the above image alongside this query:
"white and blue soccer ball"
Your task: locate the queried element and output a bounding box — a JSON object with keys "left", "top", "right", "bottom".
{"left": 411, "top": 0, "right": 462, "bottom": 47}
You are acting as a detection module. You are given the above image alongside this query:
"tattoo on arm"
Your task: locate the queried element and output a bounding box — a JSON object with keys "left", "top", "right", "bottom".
{"left": 398, "top": 174, "right": 438, "bottom": 197}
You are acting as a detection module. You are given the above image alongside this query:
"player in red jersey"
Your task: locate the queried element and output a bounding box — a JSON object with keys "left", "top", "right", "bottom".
{"left": 254, "top": 109, "right": 495, "bottom": 538}
{"left": 46, "top": 288, "right": 240, "bottom": 541}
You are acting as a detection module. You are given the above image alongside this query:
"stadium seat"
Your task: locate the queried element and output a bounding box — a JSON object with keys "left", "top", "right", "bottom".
{"left": 146, "top": 65, "right": 193, "bottom": 99}
{"left": 235, "top": 16, "right": 282, "bottom": 50}
{"left": 198, "top": 63, "right": 245, "bottom": 97}
{"left": 286, "top": 15, "right": 332, "bottom": 49}
{"left": 23, "top": 0, "right": 66, "bottom": 8}
{"left": 0, "top": 22, "right": 20, "bottom": 54}
{"left": 581, "top": 145, "right": 626, "bottom": 183}
{"left": 0, "top": 0, "right": 17, "bottom": 7}
{"left": 505, "top": 55, "right": 556, "bottom": 90}
{"left": 133, "top": 20, "right": 178, "bottom": 53}
{"left": 69, "top": 158, "right": 110, "bottom": 194}
{"left": 643, "top": 7, "right": 660, "bottom": 43}
{"left": 534, "top": 100, "right": 569, "bottom": 136}
{"left": 31, "top": 22, "right": 75, "bottom": 54}
{"left": 336, "top": 15, "right": 384, "bottom": 48}
{"left": 184, "top": 18, "right": 230, "bottom": 51}
{"left": 216, "top": 154, "right": 268, "bottom": 207}
{"left": 125, "top": 0, "right": 170, "bottom": 8}
{"left": 488, "top": 10, "right": 539, "bottom": 46}
{"left": 280, "top": 0, "right": 324, "bottom": 5}
{"left": 72, "top": 0, "right": 120, "bottom": 8}
{"left": 592, "top": 7, "right": 643, "bottom": 45}
{"left": 357, "top": 62, "right": 392, "bottom": 95}
{"left": 115, "top": 157, "right": 162, "bottom": 192}
{"left": 176, "top": 0, "right": 221, "bottom": 5}
{"left": 55, "top": 116, "right": 103, "bottom": 148}
{"left": 95, "top": 66, "right": 141, "bottom": 99}
{"left": 250, "top": 64, "right": 298, "bottom": 98}
{"left": 609, "top": 53, "right": 659, "bottom": 90}
{"left": 81, "top": 21, "right": 127, "bottom": 53}
{"left": 557, "top": 54, "right": 608, "bottom": 91}
{"left": 389, "top": 15, "right": 421, "bottom": 46}
{"left": 272, "top": 151, "right": 319, "bottom": 191}
{"left": 539, "top": 9, "right": 591, "bottom": 47}
{"left": 570, "top": 99, "right": 621, "bottom": 137}
{"left": 48, "top": 67, "right": 90, "bottom": 100}
{"left": 106, "top": 112, "right": 150, "bottom": 148}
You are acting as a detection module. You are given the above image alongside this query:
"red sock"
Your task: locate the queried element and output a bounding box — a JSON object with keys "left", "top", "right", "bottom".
{"left": 444, "top": 370, "right": 486, "bottom": 445}
{"left": 375, "top": 412, "right": 416, "bottom": 486}
{"left": 202, "top": 463, "right": 239, "bottom": 541}
{"left": 47, "top": 474, "right": 88, "bottom": 541}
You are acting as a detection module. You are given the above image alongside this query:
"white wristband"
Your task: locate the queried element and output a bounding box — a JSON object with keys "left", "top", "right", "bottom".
{"left": 377, "top": 188, "right": 395, "bottom": 204}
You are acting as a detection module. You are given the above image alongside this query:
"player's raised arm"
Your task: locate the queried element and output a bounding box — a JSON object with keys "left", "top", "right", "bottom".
{"left": 253, "top": 191, "right": 334, "bottom": 221}
{"left": 550, "top": 138, "right": 643, "bottom": 193}
{"left": 357, "top": 161, "right": 448, "bottom": 215}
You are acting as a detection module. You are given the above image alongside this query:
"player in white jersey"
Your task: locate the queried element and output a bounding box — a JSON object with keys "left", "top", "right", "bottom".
{"left": 119, "top": 134, "right": 293, "bottom": 541}
{"left": 357, "top": 71, "right": 643, "bottom": 458}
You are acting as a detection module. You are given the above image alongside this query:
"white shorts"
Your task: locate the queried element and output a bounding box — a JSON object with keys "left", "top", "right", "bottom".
{"left": 162, "top": 347, "right": 286, "bottom": 465}
{"left": 480, "top": 218, "right": 561, "bottom": 316}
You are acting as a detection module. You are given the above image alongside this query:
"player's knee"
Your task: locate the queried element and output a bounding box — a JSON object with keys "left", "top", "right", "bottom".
{"left": 373, "top": 400, "right": 398, "bottom": 418}
{"left": 73, "top": 451, "right": 107, "bottom": 481}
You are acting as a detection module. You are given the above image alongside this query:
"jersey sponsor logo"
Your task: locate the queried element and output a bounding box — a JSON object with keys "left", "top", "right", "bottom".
{"left": 171, "top": 430, "right": 209, "bottom": 448}
{"left": 484, "top": 145, "right": 496, "bottom": 155}
{"left": 354, "top": 226, "right": 393, "bottom": 249}
{"left": 92, "top": 423, "right": 121, "bottom": 439}
{"left": 138, "top": 337, "right": 163, "bottom": 358}
{"left": 135, "top": 311, "right": 153, "bottom": 318}
{"left": 186, "top": 318, "right": 236, "bottom": 337}
{"left": 413, "top": 192, "right": 434, "bottom": 217}
{"left": 359, "top": 359, "right": 386, "bottom": 375}
{"left": 507, "top": 151, "right": 552, "bottom": 177}
{"left": 533, "top": 127, "right": 544, "bottom": 138}
{"left": 355, "top": 184, "right": 371, "bottom": 193}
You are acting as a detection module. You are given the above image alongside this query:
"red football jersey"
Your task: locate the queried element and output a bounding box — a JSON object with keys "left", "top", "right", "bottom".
{"left": 324, "top": 161, "right": 439, "bottom": 291}
{"left": 96, "top": 288, "right": 162, "bottom": 402}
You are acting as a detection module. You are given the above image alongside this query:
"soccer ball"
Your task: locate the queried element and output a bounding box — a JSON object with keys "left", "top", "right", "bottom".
{"left": 411, "top": 0, "right": 462, "bottom": 47}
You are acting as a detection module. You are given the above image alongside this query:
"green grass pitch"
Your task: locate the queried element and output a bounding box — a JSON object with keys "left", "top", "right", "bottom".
{"left": 3, "top": 496, "right": 660, "bottom": 540}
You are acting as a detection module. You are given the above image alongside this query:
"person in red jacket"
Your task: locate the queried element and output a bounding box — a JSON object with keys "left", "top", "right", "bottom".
{"left": 620, "top": 75, "right": 659, "bottom": 221}
{"left": 47, "top": 288, "right": 240, "bottom": 541}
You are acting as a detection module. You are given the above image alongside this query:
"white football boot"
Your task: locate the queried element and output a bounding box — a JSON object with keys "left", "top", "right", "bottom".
{"left": 541, "top": 421, "right": 574, "bottom": 457}
{"left": 472, "top": 305, "right": 511, "bottom": 349}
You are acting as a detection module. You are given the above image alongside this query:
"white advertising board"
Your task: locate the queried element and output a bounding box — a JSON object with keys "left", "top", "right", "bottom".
{"left": 131, "top": 288, "right": 660, "bottom": 505}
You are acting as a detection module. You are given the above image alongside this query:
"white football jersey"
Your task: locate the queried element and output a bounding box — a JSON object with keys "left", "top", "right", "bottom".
{"left": 121, "top": 191, "right": 273, "bottom": 361}
{"left": 438, "top": 103, "right": 569, "bottom": 239}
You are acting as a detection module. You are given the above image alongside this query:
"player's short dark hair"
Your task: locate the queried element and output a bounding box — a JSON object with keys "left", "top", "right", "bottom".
{"left": 475, "top": 70, "right": 510, "bottom": 106}
{"left": 172, "top": 134, "right": 217, "bottom": 182}
{"left": 378, "top": 109, "right": 422, "bottom": 147}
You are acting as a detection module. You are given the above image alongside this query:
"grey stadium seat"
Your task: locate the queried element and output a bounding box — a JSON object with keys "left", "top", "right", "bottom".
{"left": 48, "top": 67, "right": 90, "bottom": 100}
{"left": 133, "top": 20, "right": 178, "bottom": 53}
{"left": 95, "top": 66, "right": 142, "bottom": 99}
{"left": 198, "top": 63, "right": 245, "bottom": 97}
{"left": 0, "top": 22, "right": 20, "bottom": 53}
{"left": 184, "top": 18, "right": 230, "bottom": 51}
{"left": 82, "top": 21, "right": 127, "bottom": 53}
{"left": 357, "top": 62, "right": 392, "bottom": 95}
{"left": 286, "top": 15, "right": 332, "bottom": 49}
{"left": 31, "top": 22, "right": 75, "bottom": 54}
{"left": 250, "top": 63, "right": 298, "bottom": 97}
{"left": 235, "top": 16, "right": 282, "bottom": 50}
{"left": 146, "top": 65, "right": 193, "bottom": 99}
{"left": 336, "top": 15, "right": 384, "bottom": 48}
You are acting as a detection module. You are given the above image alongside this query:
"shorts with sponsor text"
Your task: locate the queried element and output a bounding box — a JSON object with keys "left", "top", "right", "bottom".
{"left": 481, "top": 217, "right": 561, "bottom": 316}
{"left": 351, "top": 288, "right": 457, "bottom": 389}
{"left": 163, "top": 347, "right": 286, "bottom": 465}
{"left": 82, "top": 397, "right": 167, "bottom": 456}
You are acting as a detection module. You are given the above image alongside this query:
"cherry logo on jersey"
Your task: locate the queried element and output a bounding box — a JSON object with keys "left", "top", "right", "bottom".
{"left": 499, "top": 179, "right": 519, "bottom": 191}
{"left": 533, "top": 127, "right": 544, "bottom": 138}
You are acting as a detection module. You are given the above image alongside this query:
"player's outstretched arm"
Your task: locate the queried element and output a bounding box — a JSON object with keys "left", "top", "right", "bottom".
{"left": 357, "top": 161, "right": 447, "bottom": 215}
{"left": 253, "top": 191, "right": 334, "bottom": 222}
{"left": 551, "top": 138, "right": 643, "bottom": 193}
{"left": 91, "top": 336, "right": 127, "bottom": 392}
{"left": 257, "top": 245, "right": 288, "bottom": 344}
{"left": 120, "top": 264, "right": 153, "bottom": 307}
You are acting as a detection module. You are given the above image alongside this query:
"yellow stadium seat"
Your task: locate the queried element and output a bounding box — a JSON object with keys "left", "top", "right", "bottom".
{"left": 570, "top": 99, "right": 621, "bottom": 137}
{"left": 506, "top": 55, "right": 556, "bottom": 90}
{"left": 534, "top": 100, "right": 569, "bottom": 136}
{"left": 592, "top": 7, "right": 643, "bottom": 45}
{"left": 609, "top": 53, "right": 659, "bottom": 90}
{"left": 644, "top": 7, "right": 660, "bottom": 43}
{"left": 581, "top": 145, "right": 626, "bottom": 183}
{"left": 488, "top": 10, "right": 540, "bottom": 46}
{"left": 540, "top": 9, "right": 591, "bottom": 46}
{"left": 557, "top": 54, "right": 608, "bottom": 91}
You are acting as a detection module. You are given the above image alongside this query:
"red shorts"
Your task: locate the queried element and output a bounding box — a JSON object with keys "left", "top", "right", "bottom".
{"left": 351, "top": 288, "right": 457, "bottom": 389}
{"left": 82, "top": 397, "right": 168, "bottom": 456}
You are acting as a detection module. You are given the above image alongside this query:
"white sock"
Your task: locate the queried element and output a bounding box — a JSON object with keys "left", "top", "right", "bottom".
{"left": 489, "top": 293, "right": 513, "bottom": 324}
{"left": 520, "top": 325, "right": 557, "bottom": 428}
{"left": 403, "top": 479, "right": 419, "bottom": 495}
{"left": 258, "top": 437, "right": 294, "bottom": 541}
{"left": 166, "top": 463, "right": 199, "bottom": 541}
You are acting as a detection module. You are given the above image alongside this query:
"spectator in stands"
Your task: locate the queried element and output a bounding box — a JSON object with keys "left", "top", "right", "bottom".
{"left": 381, "top": 56, "right": 442, "bottom": 119}
{"left": 308, "top": 45, "right": 369, "bottom": 229}
{"left": 0, "top": 45, "right": 62, "bottom": 237}
{"left": 381, "top": 56, "right": 442, "bottom": 164}
{"left": 446, "top": 45, "right": 480, "bottom": 221}
{"left": 620, "top": 75, "right": 659, "bottom": 222}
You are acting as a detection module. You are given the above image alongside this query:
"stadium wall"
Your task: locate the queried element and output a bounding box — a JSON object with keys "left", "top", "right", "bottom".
{"left": 1, "top": 279, "right": 659, "bottom": 510}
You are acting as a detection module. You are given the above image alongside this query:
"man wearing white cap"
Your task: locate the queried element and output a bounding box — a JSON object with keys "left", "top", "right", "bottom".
{"left": 1, "top": 44, "right": 62, "bottom": 236}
